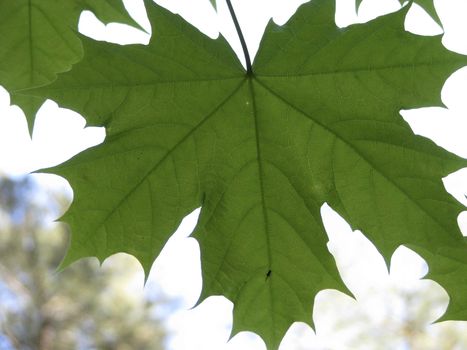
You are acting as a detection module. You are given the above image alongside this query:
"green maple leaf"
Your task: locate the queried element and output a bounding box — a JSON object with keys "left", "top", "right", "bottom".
{"left": 0, "top": 0, "right": 140, "bottom": 133}
{"left": 210, "top": 0, "right": 217, "bottom": 10}
{"left": 356, "top": 0, "right": 441, "bottom": 26}
{"left": 29, "top": 0, "right": 467, "bottom": 348}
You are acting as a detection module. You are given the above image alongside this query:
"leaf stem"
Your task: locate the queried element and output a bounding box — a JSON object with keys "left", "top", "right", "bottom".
{"left": 225, "top": 0, "right": 252, "bottom": 75}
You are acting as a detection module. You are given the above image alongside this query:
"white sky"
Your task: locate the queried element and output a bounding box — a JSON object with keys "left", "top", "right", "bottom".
{"left": 1, "top": 0, "right": 467, "bottom": 349}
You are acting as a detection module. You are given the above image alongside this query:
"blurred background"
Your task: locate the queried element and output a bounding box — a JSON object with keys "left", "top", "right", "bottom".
{"left": 2, "top": 0, "right": 467, "bottom": 349}
{"left": 0, "top": 176, "right": 168, "bottom": 350}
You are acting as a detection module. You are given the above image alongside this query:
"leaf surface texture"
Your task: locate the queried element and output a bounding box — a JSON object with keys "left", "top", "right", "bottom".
{"left": 0, "top": 0, "right": 137, "bottom": 131}
{"left": 31, "top": 1, "right": 467, "bottom": 348}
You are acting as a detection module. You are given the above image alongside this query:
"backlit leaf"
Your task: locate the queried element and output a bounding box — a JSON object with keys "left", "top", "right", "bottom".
{"left": 30, "top": 0, "right": 467, "bottom": 348}
{"left": 0, "top": 0, "right": 138, "bottom": 133}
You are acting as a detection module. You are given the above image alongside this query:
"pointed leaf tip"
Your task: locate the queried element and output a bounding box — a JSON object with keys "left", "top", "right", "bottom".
{"left": 401, "top": 0, "right": 442, "bottom": 26}
{"left": 355, "top": 0, "right": 364, "bottom": 13}
{"left": 210, "top": 0, "right": 217, "bottom": 10}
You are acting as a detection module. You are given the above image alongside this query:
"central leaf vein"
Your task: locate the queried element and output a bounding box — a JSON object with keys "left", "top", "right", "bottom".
{"left": 86, "top": 79, "right": 246, "bottom": 239}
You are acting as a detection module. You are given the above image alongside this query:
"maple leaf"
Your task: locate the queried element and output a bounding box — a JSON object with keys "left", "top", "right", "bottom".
{"left": 29, "top": 0, "right": 467, "bottom": 348}
{"left": 0, "top": 0, "right": 139, "bottom": 133}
